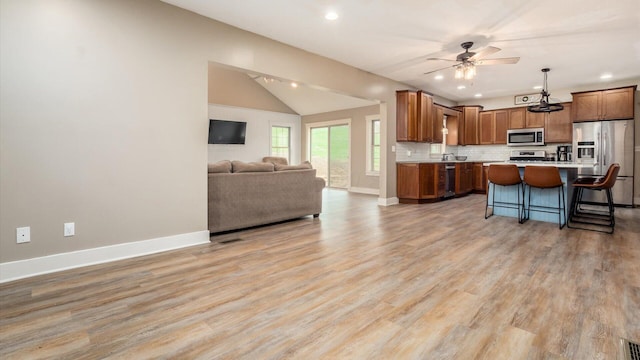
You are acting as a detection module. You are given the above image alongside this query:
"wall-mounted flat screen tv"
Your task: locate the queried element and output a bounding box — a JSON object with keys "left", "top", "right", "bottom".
{"left": 208, "top": 119, "right": 246, "bottom": 144}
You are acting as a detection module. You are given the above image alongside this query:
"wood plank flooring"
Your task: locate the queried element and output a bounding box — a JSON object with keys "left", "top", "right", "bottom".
{"left": 1, "top": 190, "right": 639, "bottom": 359}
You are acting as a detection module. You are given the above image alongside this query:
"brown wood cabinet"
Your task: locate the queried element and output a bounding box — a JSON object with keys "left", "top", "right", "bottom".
{"left": 396, "top": 90, "right": 417, "bottom": 142}
{"left": 472, "top": 163, "right": 488, "bottom": 193}
{"left": 455, "top": 162, "right": 473, "bottom": 195}
{"left": 455, "top": 106, "right": 482, "bottom": 145}
{"left": 432, "top": 105, "right": 444, "bottom": 143}
{"left": 545, "top": 103, "right": 572, "bottom": 143}
{"left": 397, "top": 163, "right": 445, "bottom": 203}
{"left": 479, "top": 110, "right": 508, "bottom": 145}
{"left": 508, "top": 107, "right": 526, "bottom": 129}
{"left": 572, "top": 86, "right": 636, "bottom": 122}
{"left": 525, "top": 111, "right": 545, "bottom": 128}
{"left": 397, "top": 90, "right": 440, "bottom": 142}
{"left": 417, "top": 91, "right": 433, "bottom": 142}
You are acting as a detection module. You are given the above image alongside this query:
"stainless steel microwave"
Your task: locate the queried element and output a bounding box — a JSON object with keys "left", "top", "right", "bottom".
{"left": 507, "top": 128, "right": 545, "bottom": 146}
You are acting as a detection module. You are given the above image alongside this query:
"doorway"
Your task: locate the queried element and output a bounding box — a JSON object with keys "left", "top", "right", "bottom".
{"left": 308, "top": 121, "right": 350, "bottom": 189}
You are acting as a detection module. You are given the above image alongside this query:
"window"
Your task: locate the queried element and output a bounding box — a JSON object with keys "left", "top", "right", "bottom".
{"left": 271, "top": 126, "right": 290, "bottom": 163}
{"left": 366, "top": 115, "right": 380, "bottom": 175}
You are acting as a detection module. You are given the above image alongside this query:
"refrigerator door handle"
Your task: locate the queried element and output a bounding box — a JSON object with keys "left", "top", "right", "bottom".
{"left": 602, "top": 130, "right": 606, "bottom": 167}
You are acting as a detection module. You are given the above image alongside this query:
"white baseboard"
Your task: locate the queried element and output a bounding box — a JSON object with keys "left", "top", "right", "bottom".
{"left": 348, "top": 187, "right": 379, "bottom": 196}
{"left": 0, "top": 230, "right": 210, "bottom": 283}
{"left": 378, "top": 197, "right": 399, "bottom": 206}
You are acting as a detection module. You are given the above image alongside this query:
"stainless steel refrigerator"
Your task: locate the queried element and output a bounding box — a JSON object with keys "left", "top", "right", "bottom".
{"left": 573, "top": 119, "right": 635, "bottom": 206}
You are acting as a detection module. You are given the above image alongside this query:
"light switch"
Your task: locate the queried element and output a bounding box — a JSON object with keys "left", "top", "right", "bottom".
{"left": 64, "top": 222, "right": 75, "bottom": 237}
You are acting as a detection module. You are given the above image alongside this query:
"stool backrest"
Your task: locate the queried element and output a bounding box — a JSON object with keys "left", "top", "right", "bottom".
{"left": 524, "top": 166, "right": 562, "bottom": 188}
{"left": 597, "top": 163, "right": 620, "bottom": 189}
{"left": 488, "top": 164, "right": 522, "bottom": 186}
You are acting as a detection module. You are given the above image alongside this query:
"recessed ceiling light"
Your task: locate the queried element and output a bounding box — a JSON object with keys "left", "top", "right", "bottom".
{"left": 325, "top": 11, "right": 338, "bottom": 20}
{"left": 474, "top": 93, "right": 482, "bottom": 98}
{"left": 290, "top": 82, "right": 298, "bottom": 88}
{"left": 434, "top": 74, "right": 444, "bottom": 80}
{"left": 533, "top": 85, "right": 543, "bottom": 90}
{"left": 600, "top": 73, "right": 612, "bottom": 79}
{"left": 457, "top": 85, "right": 466, "bottom": 90}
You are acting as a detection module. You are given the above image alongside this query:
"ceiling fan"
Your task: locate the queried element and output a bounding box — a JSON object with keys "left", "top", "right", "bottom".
{"left": 424, "top": 41, "right": 520, "bottom": 79}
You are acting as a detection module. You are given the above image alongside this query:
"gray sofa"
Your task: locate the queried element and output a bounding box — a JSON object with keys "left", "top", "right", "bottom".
{"left": 207, "top": 160, "right": 325, "bottom": 233}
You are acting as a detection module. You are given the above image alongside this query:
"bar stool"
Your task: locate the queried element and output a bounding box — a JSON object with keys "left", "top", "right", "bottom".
{"left": 522, "top": 166, "right": 566, "bottom": 229}
{"left": 568, "top": 163, "right": 619, "bottom": 234}
{"left": 485, "top": 164, "right": 524, "bottom": 223}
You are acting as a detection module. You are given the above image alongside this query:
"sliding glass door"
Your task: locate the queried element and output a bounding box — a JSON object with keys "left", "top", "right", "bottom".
{"left": 309, "top": 123, "right": 350, "bottom": 188}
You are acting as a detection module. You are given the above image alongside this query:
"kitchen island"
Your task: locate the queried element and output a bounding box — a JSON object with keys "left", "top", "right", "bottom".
{"left": 484, "top": 162, "right": 595, "bottom": 226}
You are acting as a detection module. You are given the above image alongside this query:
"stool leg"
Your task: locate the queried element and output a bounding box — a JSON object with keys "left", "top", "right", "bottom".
{"left": 558, "top": 185, "right": 565, "bottom": 229}
{"left": 485, "top": 182, "right": 492, "bottom": 219}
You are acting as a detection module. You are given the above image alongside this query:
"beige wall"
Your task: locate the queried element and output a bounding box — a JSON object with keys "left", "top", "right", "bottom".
{"left": 302, "top": 105, "right": 381, "bottom": 191}
{"left": 1, "top": 0, "right": 411, "bottom": 263}
{"left": 208, "top": 63, "right": 297, "bottom": 114}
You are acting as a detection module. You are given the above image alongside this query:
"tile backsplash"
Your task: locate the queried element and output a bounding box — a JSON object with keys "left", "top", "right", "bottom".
{"left": 395, "top": 142, "right": 571, "bottom": 162}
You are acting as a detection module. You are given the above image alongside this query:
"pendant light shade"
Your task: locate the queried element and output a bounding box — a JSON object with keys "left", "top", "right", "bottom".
{"left": 528, "top": 68, "right": 564, "bottom": 113}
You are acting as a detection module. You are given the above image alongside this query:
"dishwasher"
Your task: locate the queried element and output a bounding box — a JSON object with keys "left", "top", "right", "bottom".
{"left": 444, "top": 164, "right": 456, "bottom": 198}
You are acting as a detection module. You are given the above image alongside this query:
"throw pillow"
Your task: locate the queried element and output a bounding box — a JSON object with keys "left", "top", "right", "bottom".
{"left": 275, "top": 161, "right": 313, "bottom": 171}
{"left": 262, "top": 156, "right": 288, "bottom": 166}
{"left": 208, "top": 160, "right": 232, "bottom": 173}
{"left": 232, "top": 160, "right": 275, "bottom": 173}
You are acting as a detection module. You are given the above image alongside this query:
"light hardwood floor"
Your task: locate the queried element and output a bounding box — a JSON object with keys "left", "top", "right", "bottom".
{"left": 1, "top": 190, "right": 639, "bottom": 359}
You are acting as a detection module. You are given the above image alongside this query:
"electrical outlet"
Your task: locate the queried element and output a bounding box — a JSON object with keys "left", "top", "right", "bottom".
{"left": 64, "top": 222, "right": 75, "bottom": 237}
{"left": 407, "top": 150, "right": 412, "bottom": 157}
{"left": 17, "top": 227, "right": 30, "bottom": 243}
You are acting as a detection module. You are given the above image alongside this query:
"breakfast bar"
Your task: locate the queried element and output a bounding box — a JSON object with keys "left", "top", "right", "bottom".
{"left": 484, "top": 162, "right": 595, "bottom": 226}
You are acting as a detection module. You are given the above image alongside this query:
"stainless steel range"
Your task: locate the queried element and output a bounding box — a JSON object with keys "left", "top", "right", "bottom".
{"left": 509, "top": 150, "right": 549, "bottom": 162}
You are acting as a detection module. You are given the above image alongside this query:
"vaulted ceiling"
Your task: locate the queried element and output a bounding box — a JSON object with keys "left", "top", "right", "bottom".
{"left": 165, "top": 0, "right": 640, "bottom": 107}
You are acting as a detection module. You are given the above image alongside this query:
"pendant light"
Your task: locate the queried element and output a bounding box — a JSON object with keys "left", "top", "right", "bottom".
{"left": 527, "top": 68, "right": 564, "bottom": 113}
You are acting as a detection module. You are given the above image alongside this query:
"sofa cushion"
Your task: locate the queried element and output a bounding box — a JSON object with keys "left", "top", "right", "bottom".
{"left": 232, "top": 160, "right": 275, "bottom": 173}
{"left": 208, "top": 160, "right": 232, "bottom": 173}
{"left": 262, "top": 156, "right": 289, "bottom": 166}
{"left": 275, "top": 161, "right": 313, "bottom": 171}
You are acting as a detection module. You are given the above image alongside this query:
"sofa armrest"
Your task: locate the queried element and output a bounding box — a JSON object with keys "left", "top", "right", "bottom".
{"left": 314, "top": 177, "right": 326, "bottom": 192}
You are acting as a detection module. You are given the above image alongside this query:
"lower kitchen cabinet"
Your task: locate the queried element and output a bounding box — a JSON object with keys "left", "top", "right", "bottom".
{"left": 397, "top": 163, "right": 445, "bottom": 203}
{"left": 473, "top": 163, "right": 488, "bottom": 193}
{"left": 455, "top": 162, "right": 473, "bottom": 195}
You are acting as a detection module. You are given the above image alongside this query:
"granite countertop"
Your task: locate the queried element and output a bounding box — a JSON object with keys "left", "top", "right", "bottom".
{"left": 397, "top": 159, "right": 504, "bottom": 164}
{"left": 484, "top": 161, "right": 596, "bottom": 169}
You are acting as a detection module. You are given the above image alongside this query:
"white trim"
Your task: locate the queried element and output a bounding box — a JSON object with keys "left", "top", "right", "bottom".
{"left": 365, "top": 114, "right": 381, "bottom": 176}
{"left": 269, "top": 124, "right": 291, "bottom": 164}
{"left": 378, "top": 197, "right": 399, "bottom": 206}
{"left": 0, "top": 230, "right": 210, "bottom": 283}
{"left": 305, "top": 118, "right": 352, "bottom": 189}
{"left": 349, "top": 187, "right": 380, "bottom": 195}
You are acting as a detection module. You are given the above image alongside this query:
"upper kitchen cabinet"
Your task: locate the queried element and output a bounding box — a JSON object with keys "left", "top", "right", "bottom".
{"left": 396, "top": 90, "right": 418, "bottom": 141}
{"left": 396, "top": 90, "right": 436, "bottom": 142}
{"left": 455, "top": 106, "right": 482, "bottom": 145}
{"left": 508, "top": 107, "right": 526, "bottom": 129}
{"left": 432, "top": 104, "right": 444, "bottom": 143}
{"left": 571, "top": 86, "right": 636, "bottom": 122}
{"left": 479, "top": 110, "right": 508, "bottom": 144}
{"left": 525, "top": 110, "right": 546, "bottom": 128}
{"left": 545, "top": 102, "right": 572, "bottom": 143}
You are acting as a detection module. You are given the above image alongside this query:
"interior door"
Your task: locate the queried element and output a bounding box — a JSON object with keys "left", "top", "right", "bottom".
{"left": 310, "top": 124, "right": 350, "bottom": 188}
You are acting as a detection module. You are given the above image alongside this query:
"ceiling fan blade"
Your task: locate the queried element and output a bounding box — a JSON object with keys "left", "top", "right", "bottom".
{"left": 475, "top": 57, "right": 520, "bottom": 65}
{"left": 424, "top": 64, "right": 457, "bottom": 75}
{"left": 426, "top": 58, "right": 458, "bottom": 62}
{"left": 469, "top": 46, "right": 500, "bottom": 60}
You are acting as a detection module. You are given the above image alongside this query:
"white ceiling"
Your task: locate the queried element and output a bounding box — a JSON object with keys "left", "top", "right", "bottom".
{"left": 164, "top": 0, "right": 640, "bottom": 104}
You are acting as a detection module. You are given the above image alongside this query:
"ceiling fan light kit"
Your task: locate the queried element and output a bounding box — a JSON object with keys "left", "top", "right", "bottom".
{"left": 527, "top": 68, "right": 564, "bottom": 113}
{"left": 424, "top": 41, "right": 519, "bottom": 81}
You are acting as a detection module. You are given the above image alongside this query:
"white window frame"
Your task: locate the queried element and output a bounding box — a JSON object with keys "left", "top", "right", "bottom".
{"left": 366, "top": 114, "right": 381, "bottom": 176}
{"left": 270, "top": 125, "right": 291, "bottom": 164}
